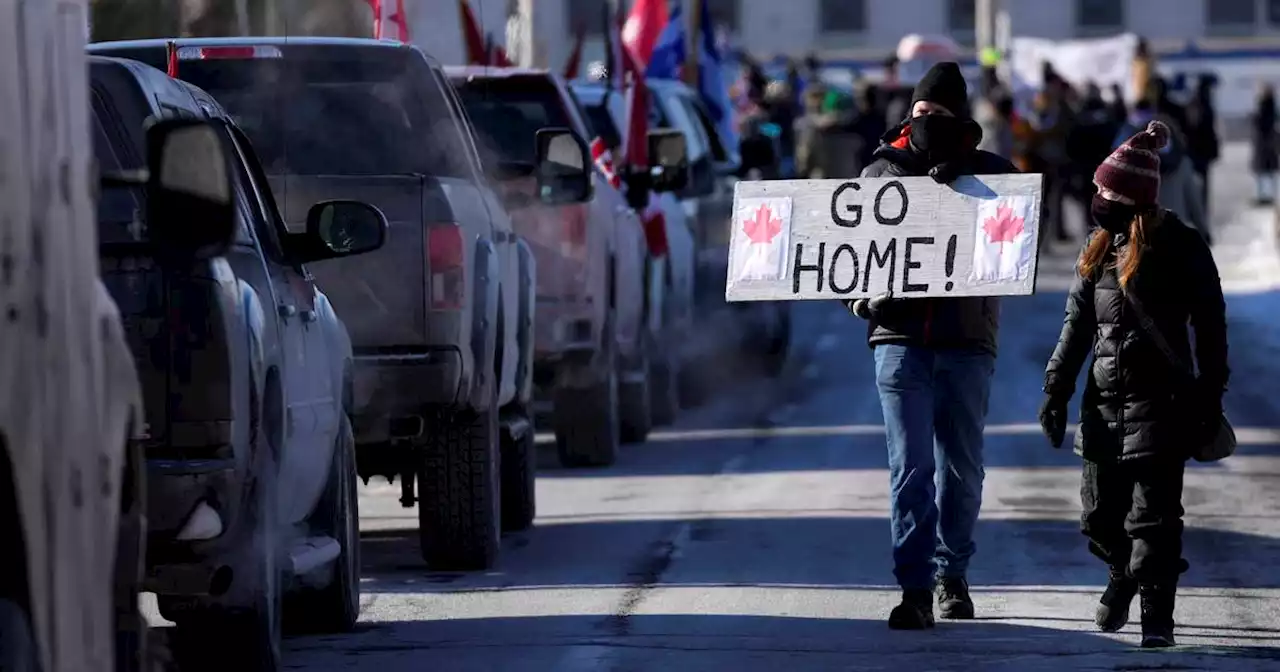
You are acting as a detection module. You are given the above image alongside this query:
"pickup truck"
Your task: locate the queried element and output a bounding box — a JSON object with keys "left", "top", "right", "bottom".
{"left": 569, "top": 80, "right": 695, "bottom": 426}
{"left": 646, "top": 78, "right": 791, "bottom": 378}
{"left": 87, "top": 54, "right": 387, "bottom": 670}
{"left": 448, "top": 67, "right": 686, "bottom": 463}
{"left": 90, "top": 37, "right": 545, "bottom": 570}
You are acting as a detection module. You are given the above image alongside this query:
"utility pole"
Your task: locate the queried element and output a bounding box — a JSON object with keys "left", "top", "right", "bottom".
{"left": 975, "top": 0, "right": 996, "bottom": 53}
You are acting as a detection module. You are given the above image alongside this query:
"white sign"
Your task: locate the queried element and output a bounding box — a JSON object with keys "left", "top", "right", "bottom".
{"left": 1010, "top": 34, "right": 1138, "bottom": 102}
{"left": 725, "top": 175, "right": 1044, "bottom": 302}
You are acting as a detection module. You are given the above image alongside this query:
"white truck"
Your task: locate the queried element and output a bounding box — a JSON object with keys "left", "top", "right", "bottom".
{"left": 0, "top": 2, "right": 238, "bottom": 669}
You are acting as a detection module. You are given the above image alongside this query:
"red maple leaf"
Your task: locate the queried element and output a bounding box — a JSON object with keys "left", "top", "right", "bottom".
{"left": 983, "top": 203, "right": 1026, "bottom": 243}
{"left": 743, "top": 204, "right": 783, "bottom": 244}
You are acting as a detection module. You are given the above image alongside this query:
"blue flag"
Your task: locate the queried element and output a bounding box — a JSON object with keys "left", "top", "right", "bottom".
{"left": 645, "top": 1, "right": 736, "bottom": 147}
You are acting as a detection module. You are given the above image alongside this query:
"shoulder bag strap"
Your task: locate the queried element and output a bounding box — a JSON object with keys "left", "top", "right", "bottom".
{"left": 1122, "top": 287, "right": 1195, "bottom": 382}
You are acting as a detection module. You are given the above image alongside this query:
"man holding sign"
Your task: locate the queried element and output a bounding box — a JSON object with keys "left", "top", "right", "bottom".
{"left": 852, "top": 63, "right": 1019, "bottom": 630}
{"left": 723, "top": 62, "right": 1039, "bottom": 630}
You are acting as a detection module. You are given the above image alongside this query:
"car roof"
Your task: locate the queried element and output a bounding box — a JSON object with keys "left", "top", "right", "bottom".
{"left": 443, "top": 65, "right": 554, "bottom": 81}
{"left": 90, "top": 36, "right": 410, "bottom": 50}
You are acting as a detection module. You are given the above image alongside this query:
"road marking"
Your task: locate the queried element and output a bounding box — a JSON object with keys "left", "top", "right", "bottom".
{"left": 536, "top": 424, "right": 1280, "bottom": 445}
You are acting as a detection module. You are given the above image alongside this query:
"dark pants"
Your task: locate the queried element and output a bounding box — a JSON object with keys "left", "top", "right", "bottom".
{"left": 1081, "top": 457, "right": 1189, "bottom": 584}
{"left": 874, "top": 344, "right": 995, "bottom": 590}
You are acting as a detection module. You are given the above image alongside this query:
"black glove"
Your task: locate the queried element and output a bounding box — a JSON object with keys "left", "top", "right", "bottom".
{"left": 1189, "top": 380, "right": 1225, "bottom": 444}
{"left": 928, "top": 159, "right": 969, "bottom": 184}
{"left": 845, "top": 291, "right": 894, "bottom": 320}
{"left": 1039, "top": 393, "right": 1069, "bottom": 448}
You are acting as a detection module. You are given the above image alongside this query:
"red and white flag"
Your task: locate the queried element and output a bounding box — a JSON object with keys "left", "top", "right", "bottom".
{"left": 590, "top": 136, "right": 621, "bottom": 190}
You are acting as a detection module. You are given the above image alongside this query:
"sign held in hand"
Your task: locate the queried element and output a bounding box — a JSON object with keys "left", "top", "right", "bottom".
{"left": 725, "top": 174, "right": 1044, "bottom": 302}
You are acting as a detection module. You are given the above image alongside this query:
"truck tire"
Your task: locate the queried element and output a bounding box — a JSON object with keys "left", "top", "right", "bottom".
{"left": 648, "top": 342, "right": 680, "bottom": 427}
{"left": 415, "top": 400, "right": 501, "bottom": 570}
{"left": 0, "top": 599, "right": 37, "bottom": 672}
{"left": 169, "top": 452, "right": 282, "bottom": 671}
{"left": 553, "top": 367, "right": 620, "bottom": 467}
{"left": 499, "top": 411, "right": 536, "bottom": 533}
{"left": 288, "top": 414, "right": 360, "bottom": 633}
{"left": 619, "top": 345, "right": 653, "bottom": 444}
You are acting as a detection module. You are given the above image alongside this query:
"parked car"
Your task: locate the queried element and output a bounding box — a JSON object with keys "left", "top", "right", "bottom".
{"left": 88, "top": 54, "right": 388, "bottom": 670}
{"left": 647, "top": 78, "right": 791, "bottom": 377}
{"left": 90, "top": 37, "right": 543, "bottom": 570}
{"left": 568, "top": 79, "right": 695, "bottom": 426}
{"left": 447, "top": 67, "right": 685, "bottom": 462}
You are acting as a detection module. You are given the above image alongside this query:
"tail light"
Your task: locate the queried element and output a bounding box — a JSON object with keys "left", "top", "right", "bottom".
{"left": 427, "top": 224, "right": 465, "bottom": 310}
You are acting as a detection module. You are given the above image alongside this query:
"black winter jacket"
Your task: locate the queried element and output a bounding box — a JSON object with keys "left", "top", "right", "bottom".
{"left": 858, "top": 121, "right": 1019, "bottom": 356}
{"left": 1043, "top": 213, "right": 1229, "bottom": 462}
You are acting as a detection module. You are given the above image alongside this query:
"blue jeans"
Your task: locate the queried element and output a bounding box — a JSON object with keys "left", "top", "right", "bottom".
{"left": 873, "top": 344, "right": 995, "bottom": 590}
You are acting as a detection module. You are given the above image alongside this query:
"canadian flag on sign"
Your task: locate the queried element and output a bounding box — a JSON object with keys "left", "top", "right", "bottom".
{"left": 969, "top": 196, "right": 1037, "bottom": 284}
{"left": 729, "top": 197, "right": 792, "bottom": 284}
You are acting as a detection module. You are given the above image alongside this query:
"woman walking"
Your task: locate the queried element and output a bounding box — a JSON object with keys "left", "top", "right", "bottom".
{"left": 1251, "top": 84, "right": 1278, "bottom": 205}
{"left": 1038, "top": 120, "right": 1228, "bottom": 648}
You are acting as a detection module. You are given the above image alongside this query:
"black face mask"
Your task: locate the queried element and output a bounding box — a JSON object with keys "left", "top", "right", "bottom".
{"left": 1090, "top": 194, "right": 1138, "bottom": 234}
{"left": 910, "top": 114, "right": 966, "bottom": 164}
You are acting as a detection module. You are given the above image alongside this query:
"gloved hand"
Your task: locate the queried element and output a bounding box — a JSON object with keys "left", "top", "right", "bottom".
{"left": 1038, "top": 393, "right": 1069, "bottom": 448}
{"left": 928, "top": 159, "right": 969, "bottom": 184}
{"left": 845, "top": 291, "right": 894, "bottom": 320}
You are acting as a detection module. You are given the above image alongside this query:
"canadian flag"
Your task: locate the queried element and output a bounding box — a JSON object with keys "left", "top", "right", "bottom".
{"left": 589, "top": 137, "right": 621, "bottom": 190}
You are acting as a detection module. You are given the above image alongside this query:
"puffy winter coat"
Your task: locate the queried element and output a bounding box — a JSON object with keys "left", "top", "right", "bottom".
{"left": 858, "top": 121, "right": 1018, "bottom": 357}
{"left": 1043, "top": 213, "right": 1229, "bottom": 462}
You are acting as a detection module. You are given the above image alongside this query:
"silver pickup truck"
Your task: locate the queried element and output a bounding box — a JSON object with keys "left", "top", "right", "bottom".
{"left": 90, "top": 37, "right": 555, "bottom": 571}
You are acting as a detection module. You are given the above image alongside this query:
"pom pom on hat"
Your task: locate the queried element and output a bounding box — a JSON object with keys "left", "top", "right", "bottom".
{"left": 1129, "top": 119, "right": 1171, "bottom": 152}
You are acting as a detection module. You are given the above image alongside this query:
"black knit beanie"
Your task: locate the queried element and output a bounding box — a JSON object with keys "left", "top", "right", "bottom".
{"left": 911, "top": 62, "right": 969, "bottom": 118}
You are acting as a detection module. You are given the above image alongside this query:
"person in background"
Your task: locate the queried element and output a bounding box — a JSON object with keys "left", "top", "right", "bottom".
{"left": 765, "top": 79, "right": 799, "bottom": 178}
{"left": 1153, "top": 119, "right": 1208, "bottom": 243}
{"left": 1041, "top": 119, "right": 1227, "bottom": 649}
{"left": 1151, "top": 77, "right": 1189, "bottom": 139}
{"left": 1132, "top": 37, "right": 1158, "bottom": 105}
{"left": 881, "top": 55, "right": 911, "bottom": 127}
{"left": 1031, "top": 76, "right": 1074, "bottom": 243}
{"left": 794, "top": 82, "right": 832, "bottom": 179}
{"left": 1251, "top": 84, "right": 1278, "bottom": 205}
{"left": 1108, "top": 83, "right": 1129, "bottom": 126}
{"left": 1183, "top": 74, "right": 1221, "bottom": 213}
{"left": 847, "top": 62, "right": 1017, "bottom": 631}
{"left": 1068, "top": 83, "right": 1121, "bottom": 202}
{"left": 975, "top": 90, "right": 1014, "bottom": 160}
{"left": 850, "top": 82, "right": 889, "bottom": 172}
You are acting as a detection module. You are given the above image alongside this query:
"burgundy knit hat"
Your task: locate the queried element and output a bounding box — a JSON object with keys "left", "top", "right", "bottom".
{"left": 1093, "top": 120, "right": 1171, "bottom": 206}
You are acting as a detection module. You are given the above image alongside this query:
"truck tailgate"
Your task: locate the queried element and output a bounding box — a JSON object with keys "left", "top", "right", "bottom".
{"left": 269, "top": 174, "right": 439, "bottom": 348}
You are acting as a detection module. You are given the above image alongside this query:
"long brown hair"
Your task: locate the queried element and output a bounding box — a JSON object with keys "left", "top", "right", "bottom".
{"left": 1077, "top": 209, "right": 1162, "bottom": 288}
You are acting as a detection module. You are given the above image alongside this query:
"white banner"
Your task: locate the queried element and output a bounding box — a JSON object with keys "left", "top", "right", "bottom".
{"left": 1010, "top": 33, "right": 1138, "bottom": 101}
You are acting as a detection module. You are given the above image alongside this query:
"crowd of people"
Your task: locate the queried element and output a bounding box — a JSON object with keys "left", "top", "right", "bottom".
{"left": 726, "top": 42, "right": 1280, "bottom": 250}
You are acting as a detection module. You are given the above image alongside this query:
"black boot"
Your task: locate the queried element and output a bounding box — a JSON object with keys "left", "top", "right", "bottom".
{"left": 1139, "top": 584, "right": 1177, "bottom": 648}
{"left": 888, "top": 588, "right": 935, "bottom": 630}
{"left": 1095, "top": 567, "right": 1138, "bottom": 632}
{"left": 936, "top": 577, "right": 975, "bottom": 620}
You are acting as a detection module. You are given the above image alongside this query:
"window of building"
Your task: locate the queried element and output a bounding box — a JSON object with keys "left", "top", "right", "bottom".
{"left": 566, "top": 0, "right": 607, "bottom": 35}
{"left": 707, "top": 0, "right": 740, "bottom": 34}
{"left": 1270, "top": 0, "right": 1280, "bottom": 25}
{"left": 1208, "top": 0, "right": 1258, "bottom": 25}
{"left": 1075, "top": 0, "right": 1124, "bottom": 34}
{"left": 818, "top": 0, "right": 867, "bottom": 33}
{"left": 948, "top": 0, "right": 975, "bottom": 44}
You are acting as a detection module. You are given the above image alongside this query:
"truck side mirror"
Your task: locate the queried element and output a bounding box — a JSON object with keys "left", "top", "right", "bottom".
{"left": 535, "top": 127, "right": 593, "bottom": 205}
{"left": 301, "top": 200, "right": 388, "bottom": 262}
{"left": 144, "top": 119, "right": 236, "bottom": 260}
{"left": 647, "top": 129, "right": 689, "bottom": 193}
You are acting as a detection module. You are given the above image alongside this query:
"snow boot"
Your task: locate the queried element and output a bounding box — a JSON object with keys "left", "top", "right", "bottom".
{"left": 1095, "top": 567, "right": 1138, "bottom": 632}
{"left": 1139, "top": 584, "right": 1177, "bottom": 648}
{"left": 888, "top": 589, "right": 935, "bottom": 630}
{"left": 936, "top": 577, "right": 975, "bottom": 620}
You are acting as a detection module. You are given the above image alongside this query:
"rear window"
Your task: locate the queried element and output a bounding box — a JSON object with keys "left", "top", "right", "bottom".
{"left": 452, "top": 76, "right": 572, "bottom": 167}
{"left": 159, "top": 48, "right": 470, "bottom": 178}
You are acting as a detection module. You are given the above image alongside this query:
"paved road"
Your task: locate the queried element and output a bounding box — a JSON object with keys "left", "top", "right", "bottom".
{"left": 286, "top": 145, "right": 1280, "bottom": 671}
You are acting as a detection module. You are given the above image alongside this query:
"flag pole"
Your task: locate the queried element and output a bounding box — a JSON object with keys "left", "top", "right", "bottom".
{"left": 685, "top": 0, "right": 701, "bottom": 88}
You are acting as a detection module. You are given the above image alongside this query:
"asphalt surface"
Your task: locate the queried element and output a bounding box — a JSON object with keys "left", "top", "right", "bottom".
{"left": 285, "top": 144, "right": 1280, "bottom": 671}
